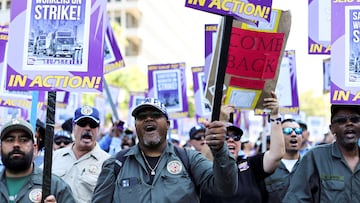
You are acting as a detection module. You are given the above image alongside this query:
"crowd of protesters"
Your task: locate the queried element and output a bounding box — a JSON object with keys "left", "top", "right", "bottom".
{"left": 1, "top": 95, "right": 358, "bottom": 202}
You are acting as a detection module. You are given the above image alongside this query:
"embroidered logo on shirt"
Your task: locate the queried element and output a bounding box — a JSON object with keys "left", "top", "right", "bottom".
{"left": 238, "top": 161, "right": 249, "bottom": 172}
{"left": 167, "top": 160, "right": 182, "bottom": 174}
{"left": 28, "top": 188, "right": 42, "bottom": 202}
{"left": 88, "top": 164, "right": 99, "bottom": 175}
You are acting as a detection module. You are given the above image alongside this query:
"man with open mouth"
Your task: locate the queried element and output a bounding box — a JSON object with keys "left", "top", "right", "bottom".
{"left": 51, "top": 105, "right": 110, "bottom": 203}
{"left": 265, "top": 118, "right": 303, "bottom": 202}
{"left": 283, "top": 104, "right": 360, "bottom": 202}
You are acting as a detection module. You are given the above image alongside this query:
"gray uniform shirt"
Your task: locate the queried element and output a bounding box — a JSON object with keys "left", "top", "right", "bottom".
{"left": 283, "top": 142, "right": 360, "bottom": 203}
{"left": 92, "top": 142, "right": 238, "bottom": 203}
{"left": 52, "top": 144, "right": 110, "bottom": 203}
{"left": 265, "top": 158, "right": 300, "bottom": 203}
{"left": 0, "top": 166, "right": 75, "bottom": 203}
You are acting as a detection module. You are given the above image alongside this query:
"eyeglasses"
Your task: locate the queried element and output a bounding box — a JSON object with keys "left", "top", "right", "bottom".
{"left": 135, "top": 111, "right": 163, "bottom": 120}
{"left": 226, "top": 133, "right": 241, "bottom": 141}
{"left": 332, "top": 115, "right": 360, "bottom": 124}
{"left": 282, "top": 127, "right": 303, "bottom": 135}
{"left": 192, "top": 134, "right": 205, "bottom": 141}
{"left": 76, "top": 119, "right": 99, "bottom": 128}
{"left": 54, "top": 140, "right": 72, "bottom": 145}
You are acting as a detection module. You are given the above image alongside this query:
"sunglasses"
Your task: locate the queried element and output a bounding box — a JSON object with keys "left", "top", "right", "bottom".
{"left": 76, "top": 119, "right": 99, "bottom": 129}
{"left": 54, "top": 140, "right": 72, "bottom": 145}
{"left": 226, "top": 133, "right": 241, "bottom": 141}
{"left": 135, "top": 111, "right": 163, "bottom": 120}
{"left": 283, "top": 127, "right": 303, "bottom": 135}
{"left": 332, "top": 115, "right": 360, "bottom": 124}
{"left": 192, "top": 134, "right": 205, "bottom": 141}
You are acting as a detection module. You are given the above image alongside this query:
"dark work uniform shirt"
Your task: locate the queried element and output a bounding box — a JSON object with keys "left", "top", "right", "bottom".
{"left": 200, "top": 153, "right": 271, "bottom": 203}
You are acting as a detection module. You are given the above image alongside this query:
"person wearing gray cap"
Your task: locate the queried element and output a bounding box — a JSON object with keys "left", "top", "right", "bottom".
{"left": 92, "top": 97, "right": 238, "bottom": 203}
{"left": 283, "top": 104, "right": 360, "bottom": 202}
{"left": 51, "top": 105, "right": 110, "bottom": 203}
{"left": 0, "top": 118, "right": 75, "bottom": 202}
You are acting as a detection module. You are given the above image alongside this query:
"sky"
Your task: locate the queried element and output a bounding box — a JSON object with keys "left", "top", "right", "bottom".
{"left": 177, "top": 0, "right": 327, "bottom": 96}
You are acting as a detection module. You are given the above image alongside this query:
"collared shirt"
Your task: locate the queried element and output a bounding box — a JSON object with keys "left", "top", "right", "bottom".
{"left": 0, "top": 166, "right": 75, "bottom": 203}
{"left": 283, "top": 142, "right": 360, "bottom": 203}
{"left": 92, "top": 142, "right": 238, "bottom": 203}
{"left": 52, "top": 144, "right": 110, "bottom": 203}
{"left": 265, "top": 158, "right": 301, "bottom": 203}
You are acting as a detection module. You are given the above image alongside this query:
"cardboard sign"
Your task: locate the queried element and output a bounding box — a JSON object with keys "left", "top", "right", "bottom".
{"left": 205, "top": 9, "right": 291, "bottom": 110}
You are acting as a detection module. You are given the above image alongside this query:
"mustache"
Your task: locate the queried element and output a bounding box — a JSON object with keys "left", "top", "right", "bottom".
{"left": 81, "top": 131, "right": 93, "bottom": 139}
{"left": 9, "top": 149, "right": 25, "bottom": 156}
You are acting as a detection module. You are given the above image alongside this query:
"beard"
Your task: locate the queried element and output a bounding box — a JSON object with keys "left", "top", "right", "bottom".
{"left": 142, "top": 135, "right": 162, "bottom": 148}
{"left": 2, "top": 148, "right": 34, "bottom": 173}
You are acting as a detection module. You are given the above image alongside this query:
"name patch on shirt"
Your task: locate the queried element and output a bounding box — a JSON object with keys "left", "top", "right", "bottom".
{"left": 121, "top": 177, "right": 140, "bottom": 188}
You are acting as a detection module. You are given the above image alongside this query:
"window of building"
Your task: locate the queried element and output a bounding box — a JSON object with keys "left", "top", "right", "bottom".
{"left": 126, "top": 12, "right": 139, "bottom": 28}
{"left": 6, "top": 0, "right": 10, "bottom": 9}
{"left": 125, "top": 38, "right": 141, "bottom": 56}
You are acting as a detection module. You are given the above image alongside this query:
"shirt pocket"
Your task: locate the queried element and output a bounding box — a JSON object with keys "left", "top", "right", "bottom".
{"left": 321, "top": 179, "right": 345, "bottom": 201}
{"left": 265, "top": 179, "right": 287, "bottom": 193}
{"left": 116, "top": 177, "right": 141, "bottom": 202}
{"left": 161, "top": 174, "right": 194, "bottom": 196}
{"left": 79, "top": 170, "right": 98, "bottom": 192}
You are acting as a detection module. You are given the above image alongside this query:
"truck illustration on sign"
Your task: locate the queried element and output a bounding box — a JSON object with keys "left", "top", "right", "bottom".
{"left": 33, "top": 34, "right": 47, "bottom": 55}
{"left": 46, "top": 29, "right": 76, "bottom": 58}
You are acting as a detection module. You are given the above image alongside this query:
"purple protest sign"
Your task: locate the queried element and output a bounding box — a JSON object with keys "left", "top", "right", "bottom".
{"left": 191, "top": 66, "right": 211, "bottom": 122}
{"left": 308, "top": 0, "right": 331, "bottom": 55}
{"left": 0, "top": 38, "right": 46, "bottom": 111}
{"left": 185, "top": 0, "right": 273, "bottom": 23}
{"left": 331, "top": 2, "right": 360, "bottom": 104}
{"left": 148, "top": 62, "right": 189, "bottom": 119}
{"left": 6, "top": 0, "right": 106, "bottom": 92}
{"left": 127, "top": 92, "right": 147, "bottom": 128}
{"left": 0, "top": 25, "right": 8, "bottom": 44}
{"left": 104, "top": 18, "right": 125, "bottom": 74}
{"left": 276, "top": 50, "right": 299, "bottom": 115}
{"left": 205, "top": 24, "right": 218, "bottom": 83}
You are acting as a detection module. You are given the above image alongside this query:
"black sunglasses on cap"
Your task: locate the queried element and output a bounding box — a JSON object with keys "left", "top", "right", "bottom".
{"left": 54, "top": 139, "right": 72, "bottom": 145}
{"left": 226, "top": 133, "right": 241, "bottom": 141}
{"left": 135, "top": 111, "right": 163, "bottom": 120}
{"left": 192, "top": 134, "right": 205, "bottom": 141}
{"left": 76, "top": 119, "right": 99, "bottom": 129}
{"left": 332, "top": 115, "right": 360, "bottom": 124}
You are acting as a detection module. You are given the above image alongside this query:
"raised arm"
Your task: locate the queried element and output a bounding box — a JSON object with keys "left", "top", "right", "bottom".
{"left": 262, "top": 91, "right": 285, "bottom": 173}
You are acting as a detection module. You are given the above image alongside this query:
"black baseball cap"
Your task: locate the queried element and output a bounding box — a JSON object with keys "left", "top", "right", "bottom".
{"left": 189, "top": 124, "right": 206, "bottom": 140}
{"left": 226, "top": 124, "right": 243, "bottom": 137}
{"left": 331, "top": 104, "right": 360, "bottom": 120}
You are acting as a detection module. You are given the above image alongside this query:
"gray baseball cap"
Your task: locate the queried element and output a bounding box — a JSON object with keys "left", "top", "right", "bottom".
{"left": 1, "top": 118, "right": 34, "bottom": 142}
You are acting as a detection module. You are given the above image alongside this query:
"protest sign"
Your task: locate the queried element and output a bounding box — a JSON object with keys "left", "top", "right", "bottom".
{"left": 192, "top": 66, "right": 211, "bottom": 123}
{"left": 127, "top": 91, "right": 147, "bottom": 128}
{"left": 104, "top": 18, "right": 125, "bottom": 74}
{"left": 205, "top": 9, "right": 291, "bottom": 111}
{"left": 148, "top": 62, "right": 189, "bottom": 119}
{"left": 185, "top": 0, "right": 273, "bottom": 23}
{"left": 274, "top": 50, "right": 299, "bottom": 115}
{"left": 308, "top": 0, "right": 331, "bottom": 55}
{"left": 331, "top": 2, "right": 360, "bottom": 104}
{"left": 205, "top": 24, "right": 218, "bottom": 82}
{"left": 6, "top": 0, "right": 107, "bottom": 92}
